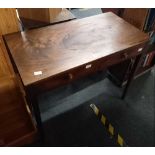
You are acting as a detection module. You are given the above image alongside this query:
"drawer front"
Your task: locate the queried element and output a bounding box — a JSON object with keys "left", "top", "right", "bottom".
{"left": 33, "top": 72, "right": 71, "bottom": 93}
{"left": 69, "top": 60, "right": 103, "bottom": 81}
{"left": 101, "top": 43, "right": 145, "bottom": 68}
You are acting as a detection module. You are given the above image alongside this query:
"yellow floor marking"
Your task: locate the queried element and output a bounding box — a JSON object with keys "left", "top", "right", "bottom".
{"left": 101, "top": 114, "right": 106, "bottom": 125}
{"left": 118, "top": 134, "right": 124, "bottom": 146}
{"left": 109, "top": 124, "right": 114, "bottom": 135}
{"left": 90, "top": 103, "right": 127, "bottom": 146}
{"left": 90, "top": 104, "right": 99, "bottom": 116}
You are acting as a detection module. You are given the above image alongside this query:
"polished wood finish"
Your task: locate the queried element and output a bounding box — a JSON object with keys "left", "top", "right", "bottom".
{"left": 0, "top": 9, "right": 19, "bottom": 35}
{"left": 5, "top": 13, "right": 149, "bottom": 87}
{"left": 122, "top": 8, "right": 149, "bottom": 30}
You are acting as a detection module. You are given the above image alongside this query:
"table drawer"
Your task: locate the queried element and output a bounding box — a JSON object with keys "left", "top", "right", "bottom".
{"left": 33, "top": 72, "right": 71, "bottom": 92}
{"left": 101, "top": 43, "right": 145, "bottom": 68}
{"left": 69, "top": 61, "right": 103, "bottom": 81}
{"left": 70, "top": 43, "right": 146, "bottom": 80}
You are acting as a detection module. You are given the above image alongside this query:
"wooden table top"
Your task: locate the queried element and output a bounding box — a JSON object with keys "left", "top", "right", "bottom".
{"left": 4, "top": 12, "right": 149, "bottom": 86}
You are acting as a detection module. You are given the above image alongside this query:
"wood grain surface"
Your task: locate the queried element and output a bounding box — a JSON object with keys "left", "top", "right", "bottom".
{"left": 0, "top": 8, "right": 19, "bottom": 35}
{"left": 4, "top": 12, "right": 149, "bottom": 86}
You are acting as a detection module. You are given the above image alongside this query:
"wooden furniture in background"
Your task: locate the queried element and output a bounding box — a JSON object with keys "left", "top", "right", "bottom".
{"left": 4, "top": 12, "right": 149, "bottom": 140}
{"left": 0, "top": 8, "right": 37, "bottom": 146}
{"left": 17, "top": 8, "right": 62, "bottom": 23}
{"left": 0, "top": 8, "right": 19, "bottom": 35}
{"left": 17, "top": 8, "right": 76, "bottom": 30}
{"left": 122, "top": 9, "right": 149, "bottom": 31}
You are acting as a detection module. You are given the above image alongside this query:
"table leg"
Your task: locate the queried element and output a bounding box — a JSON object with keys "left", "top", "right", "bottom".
{"left": 26, "top": 90, "right": 45, "bottom": 143}
{"left": 121, "top": 54, "right": 141, "bottom": 99}
{"left": 32, "top": 97, "right": 45, "bottom": 142}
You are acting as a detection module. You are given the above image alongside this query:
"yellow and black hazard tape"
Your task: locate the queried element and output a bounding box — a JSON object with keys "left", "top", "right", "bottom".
{"left": 90, "top": 103, "right": 128, "bottom": 147}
